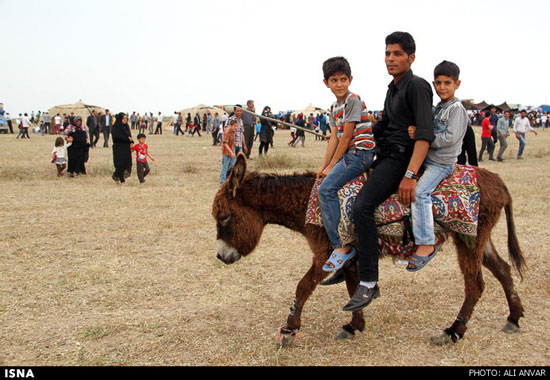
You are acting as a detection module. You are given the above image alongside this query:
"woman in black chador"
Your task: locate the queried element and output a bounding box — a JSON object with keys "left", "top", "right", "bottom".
{"left": 111, "top": 112, "right": 134, "bottom": 183}
{"left": 63, "top": 116, "right": 89, "bottom": 177}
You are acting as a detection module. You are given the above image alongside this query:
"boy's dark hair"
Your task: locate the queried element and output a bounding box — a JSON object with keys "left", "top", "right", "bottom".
{"left": 137, "top": 133, "right": 146, "bottom": 139}
{"left": 55, "top": 137, "right": 64, "bottom": 147}
{"left": 385, "top": 31, "right": 416, "bottom": 56}
{"left": 434, "top": 60, "right": 460, "bottom": 82}
{"left": 322, "top": 57, "right": 352, "bottom": 81}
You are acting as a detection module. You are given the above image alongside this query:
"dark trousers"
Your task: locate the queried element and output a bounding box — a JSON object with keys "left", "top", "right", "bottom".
{"left": 479, "top": 137, "right": 495, "bottom": 160}
{"left": 259, "top": 141, "right": 270, "bottom": 155}
{"left": 155, "top": 122, "right": 162, "bottom": 135}
{"left": 353, "top": 156, "right": 409, "bottom": 282}
{"left": 136, "top": 161, "right": 150, "bottom": 183}
{"left": 243, "top": 124, "right": 255, "bottom": 158}
{"left": 102, "top": 128, "right": 110, "bottom": 147}
{"left": 88, "top": 128, "right": 99, "bottom": 147}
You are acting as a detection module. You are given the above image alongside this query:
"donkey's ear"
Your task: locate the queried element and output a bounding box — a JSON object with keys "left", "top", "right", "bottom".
{"left": 229, "top": 152, "right": 247, "bottom": 198}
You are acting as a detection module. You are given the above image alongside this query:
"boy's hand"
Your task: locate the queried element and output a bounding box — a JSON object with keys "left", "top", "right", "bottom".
{"left": 67, "top": 136, "right": 73, "bottom": 142}
{"left": 315, "top": 166, "right": 326, "bottom": 179}
{"left": 408, "top": 125, "right": 416, "bottom": 140}
{"left": 321, "top": 164, "right": 334, "bottom": 178}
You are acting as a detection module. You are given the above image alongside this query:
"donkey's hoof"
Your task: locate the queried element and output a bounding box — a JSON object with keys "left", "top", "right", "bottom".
{"left": 276, "top": 327, "right": 296, "bottom": 348}
{"left": 335, "top": 328, "right": 354, "bottom": 340}
{"left": 502, "top": 321, "right": 520, "bottom": 334}
{"left": 431, "top": 332, "right": 452, "bottom": 346}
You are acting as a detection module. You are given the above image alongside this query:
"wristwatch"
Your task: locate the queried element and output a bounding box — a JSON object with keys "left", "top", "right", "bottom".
{"left": 404, "top": 170, "right": 420, "bottom": 180}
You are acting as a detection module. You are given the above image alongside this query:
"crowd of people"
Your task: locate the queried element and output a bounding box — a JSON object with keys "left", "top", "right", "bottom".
{"left": 472, "top": 106, "right": 540, "bottom": 162}
{"left": 1, "top": 100, "right": 544, "bottom": 187}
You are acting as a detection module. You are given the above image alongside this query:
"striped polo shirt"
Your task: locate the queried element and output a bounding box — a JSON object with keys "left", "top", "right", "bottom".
{"left": 329, "top": 91, "right": 375, "bottom": 150}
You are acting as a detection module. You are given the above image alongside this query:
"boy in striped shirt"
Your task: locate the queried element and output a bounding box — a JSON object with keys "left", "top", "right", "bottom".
{"left": 317, "top": 56, "right": 376, "bottom": 272}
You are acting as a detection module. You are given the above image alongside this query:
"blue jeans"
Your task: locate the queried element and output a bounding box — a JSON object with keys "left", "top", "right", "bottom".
{"left": 411, "top": 157, "right": 455, "bottom": 246}
{"left": 220, "top": 155, "right": 236, "bottom": 184}
{"left": 318, "top": 149, "right": 374, "bottom": 249}
{"left": 517, "top": 133, "right": 526, "bottom": 158}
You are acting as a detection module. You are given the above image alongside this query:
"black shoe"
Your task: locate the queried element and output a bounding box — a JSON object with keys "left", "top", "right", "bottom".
{"left": 489, "top": 158, "right": 496, "bottom": 161}
{"left": 342, "top": 285, "right": 380, "bottom": 312}
{"left": 320, "top": 268, "right": 345, "bottom": 286}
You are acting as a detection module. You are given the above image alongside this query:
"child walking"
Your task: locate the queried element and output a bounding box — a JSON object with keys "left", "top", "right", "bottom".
{"left": 406, "top": 60, "right": 468, "bottom": 271}
{"left": 316, "top": 57, "right": 376, "bottom": 272}
{"left": 52, "top": 136, "right": 72, "bottom": 177}
{"left": 220, "top": 119, "right": 238, "bottom": 185}
{"left": 133, "top": 133, "right": 155, "bottom": 183}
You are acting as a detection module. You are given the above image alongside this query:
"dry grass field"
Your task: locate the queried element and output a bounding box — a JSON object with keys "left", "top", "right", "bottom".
{"left": 0, "top": 125, "right": 548, "bottom": 367}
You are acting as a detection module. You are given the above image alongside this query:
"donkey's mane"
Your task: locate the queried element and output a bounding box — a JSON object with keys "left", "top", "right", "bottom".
{"left": 247, "top": 170, "right": 316, "bottom": 193}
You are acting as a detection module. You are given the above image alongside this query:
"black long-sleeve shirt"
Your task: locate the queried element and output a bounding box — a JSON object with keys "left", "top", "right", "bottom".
{"left": 372, "top": 70, "right": 434, "bottom": 162}
{"left": 457, "top": 124, "right": 478, "bottom": 166}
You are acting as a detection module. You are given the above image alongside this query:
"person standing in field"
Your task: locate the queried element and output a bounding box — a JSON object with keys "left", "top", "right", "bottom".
{"left": 513, "top": 110, "right": 537, "bottom": 159}
{"left": 100, "top": 109, "right": 113, "bottom": 148}
{"left": 52, "top": 136, "right": 72, "bottom": 177}
{"left": 111, "top": 113, "right": 134, "bottom": 184}
{"left": 242, "top": 100, "right": 256, "bottom": 158}
{"left": 220, "top": 119, "right": 238, "bottom": 185}
{"left": 496, "top": 111, "right": 511, "bottom": 161}
{"left": 155, "top": 112, "right": 163, "bottom": 135}
{"left": 133, "top": 133, "right": 155, "bottom": 183}
{"left": 478, "top": 112, "right": 495, "bottom": 161}
{"left": 63, "top": 116, "right": 89, "bottom": 177}
{"left": 258, "top": 106, "right": 274, "bottom": 156}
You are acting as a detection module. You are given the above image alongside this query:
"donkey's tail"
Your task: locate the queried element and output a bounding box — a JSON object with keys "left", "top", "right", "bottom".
{"left": 504, "top": 196, "right": 527, "bottom": 281}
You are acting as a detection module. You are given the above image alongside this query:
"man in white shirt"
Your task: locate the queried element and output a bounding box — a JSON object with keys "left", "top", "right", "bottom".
{"left": 513, "top": 110, "right": 538, "bottom": 159}
{"left": 54, "top": 114, "right": 62, "bottom": 134}
{"left": 155, "top": 112, "right": 163, "bottom": 134}
{"left": 101, "top": 109, "right": 112, "bottom": 147}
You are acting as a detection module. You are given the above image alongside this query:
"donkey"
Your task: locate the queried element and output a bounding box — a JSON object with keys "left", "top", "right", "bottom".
{"left": 212, "top": 153, "right": 526, "bottom": 347}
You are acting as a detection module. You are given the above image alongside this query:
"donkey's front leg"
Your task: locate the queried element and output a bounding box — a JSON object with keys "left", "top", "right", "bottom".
{"left": 277, "top": 262, "right": 326, "bottom": 348}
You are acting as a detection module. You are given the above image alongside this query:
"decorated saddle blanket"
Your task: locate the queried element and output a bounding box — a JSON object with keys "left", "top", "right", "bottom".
{"left": 305, "top": 164, "right": 480, "bottom": 259}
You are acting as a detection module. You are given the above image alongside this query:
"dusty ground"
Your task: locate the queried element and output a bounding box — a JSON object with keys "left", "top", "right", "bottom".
{"left": 0, "top": 126, "right": 548, "bottom": 366}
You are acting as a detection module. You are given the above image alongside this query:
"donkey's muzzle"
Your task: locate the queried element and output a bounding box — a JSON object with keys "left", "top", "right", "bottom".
{"left": 216, "top": 240, "right": 241, "bottom": 264}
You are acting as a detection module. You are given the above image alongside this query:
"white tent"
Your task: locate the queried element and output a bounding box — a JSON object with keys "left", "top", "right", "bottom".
{"left": 48, "top": 100, "right": 106, "bottom": 122}
{"left": 291, "top": 104, "right": 328, "bottom": 118}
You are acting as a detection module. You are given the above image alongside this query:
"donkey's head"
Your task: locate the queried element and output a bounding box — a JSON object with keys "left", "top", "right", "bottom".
{"left": 212, "top": 153, "right": 266, "bottom": 264}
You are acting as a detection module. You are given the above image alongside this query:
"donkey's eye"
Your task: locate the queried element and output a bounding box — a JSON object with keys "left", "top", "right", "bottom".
{"left": 219, "top": 215, "right": 231, "bottom": 226}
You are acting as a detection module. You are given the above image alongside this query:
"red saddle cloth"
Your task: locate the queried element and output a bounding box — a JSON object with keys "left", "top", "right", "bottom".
{"left": 305, "top": 164, "right": 480, "bottom": 259}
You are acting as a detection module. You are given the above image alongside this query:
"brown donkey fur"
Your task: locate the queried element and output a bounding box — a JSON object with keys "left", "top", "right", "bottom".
{"left": 212, "top": 153, "right": 526, "bottom": 347}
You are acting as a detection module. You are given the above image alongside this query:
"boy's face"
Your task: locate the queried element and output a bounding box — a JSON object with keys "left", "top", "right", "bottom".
{"left": 138, "top": 137, "right": 146, "bottom": 144}
{"left": 324, "top": 72, "right": 352, "bottom": 101}
{"left": 385, "top": 44, "right": 415, "bottom": 78}
{"left": 433, "top": 75, "right": 461, "bottom": 103}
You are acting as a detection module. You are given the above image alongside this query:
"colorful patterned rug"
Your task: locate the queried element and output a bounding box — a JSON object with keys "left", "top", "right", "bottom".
{"left": 305, "top": 165, "right": 480, "bottom": 259}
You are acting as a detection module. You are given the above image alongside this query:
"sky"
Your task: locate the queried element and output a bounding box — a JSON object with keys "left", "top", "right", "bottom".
{"left": 2, "top": 0, "right": 550, "bottom": 116}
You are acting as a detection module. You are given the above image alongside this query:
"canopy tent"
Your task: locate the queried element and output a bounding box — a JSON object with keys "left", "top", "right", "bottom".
{"left": 171, "top": 104, "right": 227, "bottom": 125}
{"left": 495, "top": 102, "right": 513, "bottom": 112}
{"left": 462, "top": 100, "right": 489, "bottom": 111}
{"left": 48, "top": 100, "right": 106, "bottom": 124}
{"left": 462, "top": 101, "right": 516, "bottom": 112}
